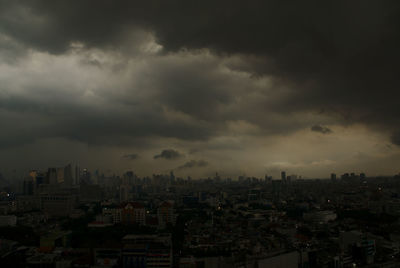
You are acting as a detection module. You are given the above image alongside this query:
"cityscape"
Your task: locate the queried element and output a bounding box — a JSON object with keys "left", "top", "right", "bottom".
{"left": 2, "top": 0, "right": 400, "bottom": 267}
{"left": 1, "top": 166, "right": 400, "bottom": 267}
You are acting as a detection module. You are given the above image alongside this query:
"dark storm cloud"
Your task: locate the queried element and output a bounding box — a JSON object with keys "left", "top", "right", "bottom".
{"left": 1, "top": 0, "right": 400, "bottom": 147}
{"left": 177, "top": 160, "right": 208, "bottom": 170}
{"left": 154, "top": 149, "right": 183, "bottom": 160}
{"left": 311, "top": 125, "right": 332, "bottom": 134}
{"left": 0, "top": 92, "right": 214, "bottom": 149}
{"left": 122, "top": 153, "right": 139, "bottom": 160}
{"left": 391, "top": 132, "right": 400, "bottom": 146}
{"left": 0, "top": 33, "right": 27, "bottom": 63}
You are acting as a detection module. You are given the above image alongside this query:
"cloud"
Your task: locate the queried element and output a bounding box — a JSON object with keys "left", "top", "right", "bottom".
{"left": 122, "top": 153, "right": 139, "bottom": 160}
{"left": 154, "top": 149, "right": 183, "bottom": 160}
{"left": 391, "top": 132, "right": 400, "bottom": 146}
{"left": 177, "top": 159, "right": 209, "bottom": 170}
{"left": 311, "top": 125, "right": 332, "bottom": 134}
{"left": 1, "top": 1, "right": 400, "bottom": 144}
{"left": 1, "top": 1, "right": 400, "bottom": 177}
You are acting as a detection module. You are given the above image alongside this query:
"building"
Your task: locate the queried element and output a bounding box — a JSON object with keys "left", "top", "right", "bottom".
{"left": 120, "top": 184, "right": 132, "bottom": 203}
{"left": 122, "top": 234, "right": 172, "bottom": 268}
{"left": 121, "top": 202, "right": 146, "bottom": 225}
{"left": 157, "top": 201, "right": 175, "bottom": 228}
{"left": 39, "top": 230, "right": 71, "bottom": 252}
{"left": 94, "top": 248, "right": 121, "bottom": 267}
{"left": 40, "top": 193, "right": 76, "bottom": 218}
{"left": 339, "top": 231, "right": 376, "bottom": 265}
{"left": 281, "top": 171, "right": 286, "bottom": 181}
{"left": 103, "top": 207, "right": 122, "bottom": 224}
{"left": 23, "top": 177, "right": 34, "bottom": 195}
{"left": 47, "top": 168, "right": 58, "bottom": 185}
{"left": 79, "top": 184, "right": 102, "bottom": 203}
{"left": 64, "top": 164, "right": 73, "bottom": 186}
{"left": 56, "top": 167, "right": 64, "bottom": 184}
{"left": 16, "top": 195, "right": 40, "bottom": 212}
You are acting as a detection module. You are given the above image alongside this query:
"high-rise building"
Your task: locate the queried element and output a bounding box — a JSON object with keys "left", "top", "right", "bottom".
{"left": 120, "top": 184, "right": 131, "bottom": 203}
{"left": 121, "top": 202, "right": 145, "bottom": 225}
{"left": 264, "top": 175, "right": 271, "bottom": 183}
{"left": 331, "top": 173, "right": 337, "bottom": 181}
{"left": 40, "top": 192, "right": 76, "bottom": 217}
{"left": 75, "top": 165, "right": 80, "bottom": 185}
{"left": 56, "top": 167, "right": 64, "bottom": 184}
{"left": 47, "top": 168, "right": 57, "bottom": 185}
{"left": 64, "top": 164, "right": 73, "bottom": 186}
{"left": 157, "top": 201, "right": 175, "bottom": 228}
{"left": 23, "top": 177, "right": 34, "bottom": 195}
{"left": 81, "top": 168, "right": 91, "bottom": 184}
{"left": 281, "top": 171, "right": 286, "bottom": 181}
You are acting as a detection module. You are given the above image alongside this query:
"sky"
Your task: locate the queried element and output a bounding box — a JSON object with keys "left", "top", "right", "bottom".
{"left": 0, "top": 0, "right": 400, "bottom": 179}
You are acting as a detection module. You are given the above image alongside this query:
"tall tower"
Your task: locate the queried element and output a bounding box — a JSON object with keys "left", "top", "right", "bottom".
{"left": 64, "top": 164, "right": 73, "bottom": 186}
{"left": 56, "top": 167, "right": 65, "bottom": 184}
{"left": 47, "top": 168, "right": 57, "bottom": 185}
{"left": 75, "top": 165, "right": 80, "bottom": 185}
{"left": 281, "top": 171, "right": 286, "bottom": 181}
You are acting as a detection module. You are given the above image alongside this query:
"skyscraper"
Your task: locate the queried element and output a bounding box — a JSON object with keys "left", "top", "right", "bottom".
{"left": 56, "top": 167, "right": 64, "bottom": 184}
{"left": 64, "top": 164, "right": 73, "bottom": 186}
{"left": 74, "top": 165, "right": 80, "bottom": 185}
{"left": 47, "top": 168, "right": 57, "bottom": 185}
{"left": 281, "top": 171, "right": 286, "bottom": 181}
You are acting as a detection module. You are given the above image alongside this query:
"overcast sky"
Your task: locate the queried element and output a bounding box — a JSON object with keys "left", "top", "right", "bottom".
{"left": 1, "top": 0, "right": 400, "bottom": 179}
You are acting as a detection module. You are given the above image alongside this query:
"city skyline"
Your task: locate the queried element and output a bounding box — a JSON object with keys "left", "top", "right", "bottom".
{"left": 1, "top": 161, "right": 393, "bottom": 182}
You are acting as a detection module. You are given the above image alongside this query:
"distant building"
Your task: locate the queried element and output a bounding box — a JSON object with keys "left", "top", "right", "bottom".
{"left": 157, "top": 201, "right": 175, "bottom": 228}
{"left": 47, "top": 168, "right": 58, "bottom": 185}
{"left": 340, "top": 231, "right": 376, "bottom": 265}
{"left": 331, "top": 173, "right": 337, "bottom": 181}
{"left": 264, "top": 175, "right": 271, "bottom": 183}
{"left": 64, "top": 164, "right": 73, "bottom": 186}
{"left": 39, "top": 230, "right": 71, "bottom": 252}
{"left": 23, "top": 177, "right": 34, "bottom": 195}
{"left": 40, "top": 193, "right": 76, "bottom": 217}
{"left": 79, "top": 184, "right": 102, "bottom": 203}
{"left": 121, "top": 234, "right": 172, "bottom": 268}
{"left": 16, "top": 195, "right": 40, "bottom": 212}
{"left": 94, "top": 249, "right": 121, "bottom": 267}
{"left": 121, "top": 202, "right": 146, "bottom": 225}
{"left": 56, "top": 167, "right": 64, "bottom": 184}
{"left": 281, "top": 171, "right": 286, "bottom": 181}
{"left": 102, "top": 207, "right": 122, "bottom": 224}
{"left": 120, "top": 184, "right": 131, "bottom": 203}
{"left": 80, "top": 168, "right": 91, "bottom": 184}
{"left": 75, "top": 165, "right": 80, "bottom": 185}
{"left": 341, "top": 173, "right": 350, "bottom": 180}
